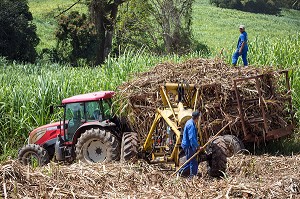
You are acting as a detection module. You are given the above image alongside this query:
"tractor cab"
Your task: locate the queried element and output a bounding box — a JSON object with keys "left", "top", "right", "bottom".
{"left": 61, "top": 91, "right": 114, "bottom": 142}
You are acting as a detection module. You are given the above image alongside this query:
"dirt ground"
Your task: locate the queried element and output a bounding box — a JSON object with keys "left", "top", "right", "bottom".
{"left": 1, "top": 154, "right": 299, "bottom": 198}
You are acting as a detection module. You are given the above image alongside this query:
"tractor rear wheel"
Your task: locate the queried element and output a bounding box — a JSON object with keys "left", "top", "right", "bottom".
{"left": 18, "top": 144, "right": 50, "bottom": 167}
{"left": 222, "top": 134, "right": 245, "bottom": 157}
{"left": 75, "top": 128, "right": 120, "bottom": 163}
{"left": 120, "top": 132, "right": 138, "bottom": 162}
{"left": 207, "top": 137, "right": 228, "bottom": 177}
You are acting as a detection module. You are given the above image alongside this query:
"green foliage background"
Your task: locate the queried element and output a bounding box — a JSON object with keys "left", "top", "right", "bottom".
{"left": 0, "top": 0, "right": 39, "bottom": 62}
{"left": 0, "top": 0, "right": 299, "bottom": 159}
{"left": 210, "top": 0, "right": 281, "bottom": 15}
{"left": 55, "top": 11, "right": 98, "bottom": 66}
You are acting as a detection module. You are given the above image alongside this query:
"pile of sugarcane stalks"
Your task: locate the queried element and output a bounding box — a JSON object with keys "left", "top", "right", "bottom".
{"left": 1, "top": 154, "right": 299, "bottom": 198}
{"left": 116, "top": 58, "right": 293, "bottom": 143}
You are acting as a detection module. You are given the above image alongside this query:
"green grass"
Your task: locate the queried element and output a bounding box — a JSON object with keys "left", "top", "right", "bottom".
{"left": 192, "top": 1, "right": 300, "bottom": 58}
{"left": 0, "top": 0, "right": 299, "bottom": 160}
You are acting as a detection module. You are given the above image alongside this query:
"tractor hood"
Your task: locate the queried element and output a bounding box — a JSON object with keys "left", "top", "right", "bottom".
{"left": 29, "top": 122, "right": 62, "bottom": 145}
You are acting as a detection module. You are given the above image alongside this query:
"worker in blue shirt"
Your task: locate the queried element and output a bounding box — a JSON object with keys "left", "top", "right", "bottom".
{"left": 180, "top": 111, "right": 202, "bottom": 178}
{"left": 232, "top": 25, "right": 248, "bottom": 67}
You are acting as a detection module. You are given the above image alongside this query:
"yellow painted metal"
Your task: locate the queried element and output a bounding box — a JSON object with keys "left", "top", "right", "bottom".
{"left": 160, "top": 87, "right": 168, "bottom": 106}
{"left": 164, "top": 83, "right": 196, "bottom": 89}
{"left": 160, "top": 86, "right": 177, "bottom": 121}
{"left": 157, "top": 109, "right": 181, "bottom": 137}
{"left": 157, "top": 109, "right": 182, "bottom": 164}
{"left": 161, "top": 83, "right": 198, "bottom": 108}
{"left": 143, "top": 83, "right": 201, "bottom": 165}
{"left": 142, "top": 113, "right": 162, "bottom": 151}
{"left": 177, "top": 102, "right": 193, "bottom": 127}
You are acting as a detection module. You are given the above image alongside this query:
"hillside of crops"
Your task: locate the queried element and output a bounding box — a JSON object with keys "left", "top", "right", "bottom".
{"left": 0, "top": 0, "right": 299, "bottom": 160}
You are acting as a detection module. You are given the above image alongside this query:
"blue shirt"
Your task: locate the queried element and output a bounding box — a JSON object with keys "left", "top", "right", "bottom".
{"left": 181, "top": 118, "right": 199, "bottom": 151}
{"left": 237, "top": 31, "right": 248, "bottom": 52}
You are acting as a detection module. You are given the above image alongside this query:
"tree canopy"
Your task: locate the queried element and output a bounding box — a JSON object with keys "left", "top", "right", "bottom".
{"left": 55, "top": 0, "right": 203, "bottom": 66}
{"left": 0, "top": 0, "right": 39, "bottom": 63}
{"left": 56, "top": 11, "right": 98, "bottom": 66}
{"left": 210, "top": 0, "right": 281, "bottom": 15}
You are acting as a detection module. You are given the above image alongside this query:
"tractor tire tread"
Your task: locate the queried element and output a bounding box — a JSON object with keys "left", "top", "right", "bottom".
{"left": 222, "top": 134, "right": 245, "bottom": 157}
{"left": 121, "top": 132, "right": 138, "bottom": 162}
{"left": 18, "top": 144, "right": 50, "bottom": 166}
{"left": 207, "top": 137, "right": 228, "bottom": 177}
{"left": 75, "top": 128, "right": 120, "bottom": 163}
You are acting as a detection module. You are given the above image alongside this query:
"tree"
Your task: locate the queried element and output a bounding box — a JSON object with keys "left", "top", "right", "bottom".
{"left": 149, "top": 0, "right": 194, "bottom": 54}
{"left": 115, "top": 0, "right": 162, "bottom": 53}
{"left": 55, "top": 0, "right": 202, "bottom": 65}
{"left": 56, "top": 11, "right": 98, "bottom": 66}
{"left": 88, "top": 0, "right": 126, "bottom": 65}
{"left": 116, "top": 0, "right": 197, "bottom": 55}
{"left": 210, "top": 0, "right": 281, "bottom": 15}
{"left": 280, "top": 0, "right": 300, "bottom": 10}
{"left": 0, "top": 0, "right": 39, "bottom": 63}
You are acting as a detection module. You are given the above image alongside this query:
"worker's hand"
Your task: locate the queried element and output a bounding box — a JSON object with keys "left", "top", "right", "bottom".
{"left": 238, "top": 50, "right": 242, "bottom": 55}
{"left": 197, "top": 146, "right": 204, "bottom": 152}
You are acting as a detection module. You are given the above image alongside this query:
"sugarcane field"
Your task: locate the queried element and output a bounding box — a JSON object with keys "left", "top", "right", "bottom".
{"left": 1, "top": 0, "right": 300, "bottom": 198}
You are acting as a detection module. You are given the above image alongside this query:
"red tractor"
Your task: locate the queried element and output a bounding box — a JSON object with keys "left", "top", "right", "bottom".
{"left": 18, "top": 91, "right": 133, "bottom": 166}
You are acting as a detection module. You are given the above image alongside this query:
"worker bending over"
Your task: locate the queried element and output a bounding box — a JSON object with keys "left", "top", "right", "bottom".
{"left": 180, "top": 111, "right": 202, "bottom": 178}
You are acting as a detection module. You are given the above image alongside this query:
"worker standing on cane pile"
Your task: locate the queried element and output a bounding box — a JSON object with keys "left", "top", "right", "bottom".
{"left": 179, "top": 111, "right": 203, "bottom": 178}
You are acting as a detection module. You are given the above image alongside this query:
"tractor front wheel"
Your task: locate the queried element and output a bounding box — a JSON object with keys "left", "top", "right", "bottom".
{"left": 75, "top": 128, "right": 120, "bottom": 163}
{"left": 120, "top": 132, "right": 138, "bottom": 162}
{"left": 207, "top": 137, "right": 228, "bottom": 177}
{"left": 18, "top": 144, "right": 50, "bottom": 167}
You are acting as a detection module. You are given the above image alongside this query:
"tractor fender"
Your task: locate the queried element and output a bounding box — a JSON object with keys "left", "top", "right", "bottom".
{"left": 42, "top": 138, "right": 57, "bottom": 149}
{"left": 72, "top": 121, "right": 118, "bottom": 144}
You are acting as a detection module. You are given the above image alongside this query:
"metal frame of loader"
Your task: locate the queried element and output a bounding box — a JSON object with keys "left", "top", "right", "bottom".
{"left": 141, "top": 70, "right": 294, "bottom": 166}
{"left": 142, "top": 83, "right": 200, "bottom": 166}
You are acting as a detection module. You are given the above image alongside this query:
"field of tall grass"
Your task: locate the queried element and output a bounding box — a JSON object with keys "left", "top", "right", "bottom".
{"left": 0, "top": 0, "right": 299, "bottom": 159}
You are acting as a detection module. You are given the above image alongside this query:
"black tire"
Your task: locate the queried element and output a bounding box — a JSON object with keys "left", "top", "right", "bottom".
{"left": 75, "top": 128, "right": 120, "bottom": 163}
{"left": 120, "top": 132, "right": 138, "bottom": 162}
{"left": 222, "top": 135, "right": 245, "bottom": 157}
{"left": 207, "top": 137, "right": 228, "bottom": 177}
{"left": 18, "top": 144, "right": 50, "bottom": 166}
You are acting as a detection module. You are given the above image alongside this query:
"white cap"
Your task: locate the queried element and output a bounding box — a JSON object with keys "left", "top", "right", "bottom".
{"left": 239, "top": 25, "right": 245, "bottom": 30}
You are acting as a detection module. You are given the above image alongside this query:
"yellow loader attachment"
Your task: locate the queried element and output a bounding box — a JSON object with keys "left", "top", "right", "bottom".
{"left": 142, "top": 83, "right": 199, "bottom": 166}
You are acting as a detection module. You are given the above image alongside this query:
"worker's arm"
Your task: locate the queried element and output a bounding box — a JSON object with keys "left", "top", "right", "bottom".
{"left": 239, "top": 42, "right": 245, "bottom": 54}
{"left": 239, "top": 33, "right": 246, "bottom": 54}
{"left": 188, "top": 124, "right": 199, "bottom": 151}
